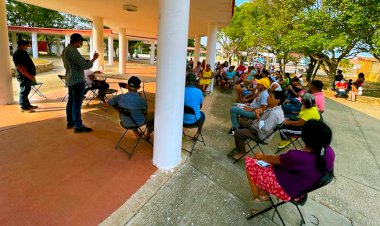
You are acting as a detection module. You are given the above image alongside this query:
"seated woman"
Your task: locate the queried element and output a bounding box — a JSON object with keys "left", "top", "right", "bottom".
{"left": 221, "top": 66, "right": 237, "bottom": 90}
{"left": 245, "top": 119, "right": 334, "bottom": 212}
{"left": 348, "top": 72, "right": 365, "bottom": 102}
{"left": 199, "top": 64, "right": 214, "bottom": 95}
{"left": 235, "top": 66, "right": 255, "bottom": 102}
{"left": 282, "top": 77, "right": 304, "bottom": 117}
{"left": 278, "top": 93, "right": 320, "bottom": 148}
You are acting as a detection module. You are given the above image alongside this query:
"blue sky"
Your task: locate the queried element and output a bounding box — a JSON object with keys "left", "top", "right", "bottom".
{"left": 235, "top": 0, "right": 249, "bottom": 6}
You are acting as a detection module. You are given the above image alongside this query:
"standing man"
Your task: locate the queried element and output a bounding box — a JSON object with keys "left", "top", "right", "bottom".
{"left": 62, "top": 33, "right": 99, "bottom": 133}
{"left": 12, "top": 40, "right": 38, "bottom": 113}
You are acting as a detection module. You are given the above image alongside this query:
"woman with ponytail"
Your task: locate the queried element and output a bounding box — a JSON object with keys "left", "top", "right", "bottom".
{"left": 244, "top": 120, "right": 334, "bottom": 212}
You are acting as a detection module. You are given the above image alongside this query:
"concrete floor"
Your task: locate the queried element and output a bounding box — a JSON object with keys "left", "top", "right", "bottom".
{"left": 4, "top": 57, "right": 380, "bottom": 225}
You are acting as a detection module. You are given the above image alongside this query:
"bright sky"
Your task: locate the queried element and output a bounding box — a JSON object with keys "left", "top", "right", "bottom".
{"left": 235, "top": 0, "right": 249, "bottom": 6}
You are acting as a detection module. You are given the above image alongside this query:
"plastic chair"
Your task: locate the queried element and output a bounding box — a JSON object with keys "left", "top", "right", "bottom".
{"left": 247, "top": 171, "right": 334, "bottom": 226}
{"left": 57, "top": 75, "right": 68, "bottom": 101}
{"left": 182, "top": 105, "right": 205, "bottom": 156}
{"left": 29, "top": 82, "right": 48, "bottom": 100}
{"left": 115, "top": 106, "right": 153, "bottom": 159}
{"left": 233, "top": 123, "right": 283, "bottom": 163}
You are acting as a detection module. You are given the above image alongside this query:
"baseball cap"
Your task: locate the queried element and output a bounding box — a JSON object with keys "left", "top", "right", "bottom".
{"left": 128, "top": 76, "right": 141, "bottom": 88}
{"left": 17, "top": 40, "right": 30, "bottom": 46}
{"left": 70, "top": 33, "right": 85, "bottom": 43}
{"left": 256, "top": 77, "right": 270, "bottom": 89}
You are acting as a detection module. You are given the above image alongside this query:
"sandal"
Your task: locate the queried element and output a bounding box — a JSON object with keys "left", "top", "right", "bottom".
{"left": 247, "top": 198, "right": 272, "bottom": 213}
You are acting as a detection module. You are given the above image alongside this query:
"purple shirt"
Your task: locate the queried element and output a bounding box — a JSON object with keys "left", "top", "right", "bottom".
{"left": 273, "top": 146, "right": 335, "bottom": 198}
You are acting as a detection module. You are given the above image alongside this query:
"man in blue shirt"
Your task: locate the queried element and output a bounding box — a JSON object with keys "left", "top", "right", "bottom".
{"left": 184, "top": 73, "right": 205, "bottom": 125}
{"left": 105, "top": 76, "right": 154, "bottom": 139}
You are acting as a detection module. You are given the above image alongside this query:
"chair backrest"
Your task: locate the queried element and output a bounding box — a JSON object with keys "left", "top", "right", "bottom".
{"left": 119, "top": 82, "right": 128, "bottom": 93}
{"left": 314, "top": 171, "right": 334, "bottom": 189}
{"left": 184, "top": 105, "right": 197, "bottom": 122}
{"left": 115, "top": 105, "right": 140, "bottom": 128}
{"left": 261, "top": 122, "right": 283, "bottom": 143}
{"left": 58, "top": 75, "right": 66, "bottom": 86}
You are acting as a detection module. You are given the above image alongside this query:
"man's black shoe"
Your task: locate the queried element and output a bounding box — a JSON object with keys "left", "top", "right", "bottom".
{"left": 74, "top": 126, "right": 93, "bottom": 133}
{"left": 228, "top": 128, "right": 235, "bottom": 136}
{"left": 29, "top": 105, "right": 38, "bottom": 109}
{"left": 67, "top": 124, "right": 74, "bottom": 129}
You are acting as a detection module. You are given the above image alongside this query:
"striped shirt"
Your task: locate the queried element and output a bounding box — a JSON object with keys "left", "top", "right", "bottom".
{"left": 62, "top": 44, "right": 93, "bottom": 86}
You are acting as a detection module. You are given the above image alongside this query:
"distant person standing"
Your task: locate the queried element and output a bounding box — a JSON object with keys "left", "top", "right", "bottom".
{"left": 12, "top": 40, "right": 38, "bottom": 113}
{"left": 62, "top": 33, "right": 99, "bottom": 133}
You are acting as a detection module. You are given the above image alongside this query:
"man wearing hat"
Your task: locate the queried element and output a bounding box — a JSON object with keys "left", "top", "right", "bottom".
{"left": 62, "top": 33, "right": 99, "bottom": 133}
{"left": 184, "top": 73, "right": 205, "bottom": 125}
{"left": 105, "top": 76, "right": 154, "bottom": 139}
{"left": 12, "top": 40, "right": 38, "bottom": 112}
{"left": 228, "top": 78, "right": 269, "bottom": 135}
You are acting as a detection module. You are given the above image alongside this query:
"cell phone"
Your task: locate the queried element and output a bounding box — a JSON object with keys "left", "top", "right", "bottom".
{"left": 256, "top": 160, "right": 270, "bottom": 167}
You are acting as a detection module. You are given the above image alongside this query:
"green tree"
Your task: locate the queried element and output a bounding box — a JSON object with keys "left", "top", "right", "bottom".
{"left": 6, "top": 0, "right": 91, "bottom": 54}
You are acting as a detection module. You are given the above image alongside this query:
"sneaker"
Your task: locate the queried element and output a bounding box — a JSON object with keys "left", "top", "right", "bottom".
{"left": 74, "top": 126, "right": 93, "bottom": 133}
{"left": 228, "top": 128, "right": 235, "bottom": 136}
{"left": 20, "top": 107, "right": 35, "bottom": 113}
{"left": 278, "top": 140, "right": 291, "bottom": 149}
{"left": 29, "top": 105, "right": 38, "bottom": 109}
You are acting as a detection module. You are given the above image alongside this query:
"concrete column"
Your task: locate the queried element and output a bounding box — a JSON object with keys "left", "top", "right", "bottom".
{"left": 55, "top": 35, "right": 61, "bottom": 56}
{"left": 31, "top": 32, "right": 38, "bottom": 58}
{"left": 11, "top": 32, "right": 17, "bottom": 53}
{"left": 0, "top": 0, "right": 13, "bottom": 104}
{"left": 92, "top": 17, "right": 104, "bottom": 70}
{"left": 118, "top": 28, "right": 126, "bottom": 73}
{"left": 126, "top": 39, "right": 129, "bottom": 61}
{"left": 206, "top": 22, "right": 218, "bottom": 92}
{"left": 108, "top": 36, "right": 114, "bottom": 65}
{"left": 65, "top": 34, "right": 70, "bottom": 47}
{"left": 89, "top": 36, "right": 93, "bottom": 57}
{"left": 193, "top": 35, "right": 201, "bottom": 66}
{"left": 150, "top": 41, "right": 155, "bottom": 64}
{"left": 153, "top": 0, "right": 190, "bottom": 170}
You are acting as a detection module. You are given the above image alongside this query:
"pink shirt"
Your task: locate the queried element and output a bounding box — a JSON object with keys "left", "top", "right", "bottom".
{"left": 313, "top": 92, "right": 325, "bottom": 112}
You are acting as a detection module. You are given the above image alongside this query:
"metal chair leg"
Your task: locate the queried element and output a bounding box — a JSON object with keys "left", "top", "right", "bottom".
{"left": 295, "top": 205, "right": 306, "bottom": 225}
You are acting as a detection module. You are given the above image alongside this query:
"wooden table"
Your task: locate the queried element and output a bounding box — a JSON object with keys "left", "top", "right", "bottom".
{"left": 94, "top": 72, "right": 156, "bottom": 83}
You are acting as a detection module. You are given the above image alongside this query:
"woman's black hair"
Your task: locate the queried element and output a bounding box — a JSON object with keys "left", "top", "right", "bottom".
{"left": 301, "top": 120, "right": 332, "bottom": 172}
{"left": 271, "top": 91, "right": 286, "bottom": 105}
{"left": 358, "top": 72, "right": 365, "bottom": 81}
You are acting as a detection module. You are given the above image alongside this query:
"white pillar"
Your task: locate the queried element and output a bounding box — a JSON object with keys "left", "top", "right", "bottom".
{"left": 126, "top": 39, "right": 129, "bottom": 61}
{"left": 206, "top": 22, "right": 218, "bottom": 92}
{"left": 11, "top": 32, "right": 17, "bottom": 53}
{"left": 55, "top": 35, "right": 61, "bottom": 56}
{"left": 65, "top": 34, "right": 70, "bottom": 47}
{"left": 108, "top": 36, "right": 114, "bottom": 65}
{"left": 0, "top": 0, "right": 13, "bottom": 104}
{"left": 153, "top": 0, "right": 190, "bottom": 170}
{"left": 92, "top": 17, "right": 104, "bottom": 70}
{"left": 194, "top": 35, "right": 201, "bottom": 66}
{"left": 118, "top": 28, "right": 126, "bottom": 73}
{"left": 89, "top": 36, "right": 93, "bottom": 57}
{"left": 31, "top": 32, "right": 38, "bottom": 58}
{"left": 150, "top": 41, "right": 155, "bottom": 64}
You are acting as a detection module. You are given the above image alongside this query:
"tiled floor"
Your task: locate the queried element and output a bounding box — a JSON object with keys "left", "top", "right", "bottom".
{"left": 0, "top": 89, "right": 157, "bottom": 225}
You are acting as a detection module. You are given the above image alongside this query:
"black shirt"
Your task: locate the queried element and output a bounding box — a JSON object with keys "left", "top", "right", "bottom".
{"left": 12, "top": 48, "right": 36, "bottom": 79}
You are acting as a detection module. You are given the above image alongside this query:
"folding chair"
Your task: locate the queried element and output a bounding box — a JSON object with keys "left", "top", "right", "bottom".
{"left": 118, "top": 81, "right": 147, "bottom": 100}
{"left": 115, "top": 106, "right": 153, "bottom": 159}
{"left": 182, "top": 106, "right": 205, "bottom": 156}
{"left": 247, "top": 171, "right": 334, "bottom": 226}
{"left": 57, "top": 75, "right": 68, "bottom": 101}
{"left": 29, "top": 82, "right": 48, "bottom": 100}
{"left": 84, "top": 81, "right": 118, "bottom": 107}
{"left": 275, "top": 129, "right": 304, "bottom": 154}
{"left": 234, "top": 123, "right": 283, "bottom": 163}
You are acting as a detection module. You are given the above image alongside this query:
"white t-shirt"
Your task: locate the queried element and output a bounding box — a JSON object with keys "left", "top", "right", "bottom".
{"left": 84, "top": 70, "right": 94, "bottom": 87}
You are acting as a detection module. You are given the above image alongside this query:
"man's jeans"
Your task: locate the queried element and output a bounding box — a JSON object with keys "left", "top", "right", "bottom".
{"left": 230, "top": 103, "right": 255, "bottom": 129}
{"left": 17, "top": 78, "right": 31, "bottom": 108}
{"left": 66, "top": 82, "right": 85, "bottom": 129}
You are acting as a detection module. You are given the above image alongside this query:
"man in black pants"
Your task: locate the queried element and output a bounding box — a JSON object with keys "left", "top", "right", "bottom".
{"left": 12, "top": 40, "right": 38, "bottom": 113}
